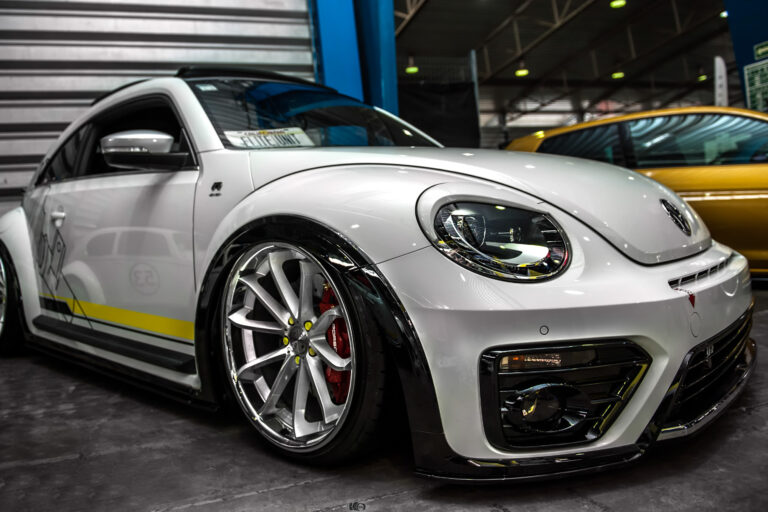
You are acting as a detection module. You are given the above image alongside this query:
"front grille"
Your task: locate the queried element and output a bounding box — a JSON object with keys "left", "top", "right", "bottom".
{"left": 662, "top": 307, "right": 753, "bottom": 428}
{"left": 479, "top": 341, "right": 650, "bottom": 450}
{"left": 668, "top": 253, "right": 735, "bottom": 288}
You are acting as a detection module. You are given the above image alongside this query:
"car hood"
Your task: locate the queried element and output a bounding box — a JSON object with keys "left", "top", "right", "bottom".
{"left": 248, "top": 147, "right": 711, "bottom": 265}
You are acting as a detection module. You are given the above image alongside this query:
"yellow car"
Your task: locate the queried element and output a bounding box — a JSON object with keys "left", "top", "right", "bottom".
{"left": 507, "top": 106, "right": 768, "bottom": 275}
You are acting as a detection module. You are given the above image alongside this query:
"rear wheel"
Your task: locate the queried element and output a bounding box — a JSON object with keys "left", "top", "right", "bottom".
{"left": 0, "top": 245, "right": 24, "bottom": 356}
{"left": 221, "top": 240, "right": 386, "bottom": 462}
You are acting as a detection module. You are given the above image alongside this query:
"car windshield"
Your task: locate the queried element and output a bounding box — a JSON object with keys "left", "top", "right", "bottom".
{"left": 186, "top": 78, "right": 437, "bottom": 149}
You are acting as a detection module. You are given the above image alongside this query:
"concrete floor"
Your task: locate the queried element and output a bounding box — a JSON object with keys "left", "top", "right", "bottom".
{"left": 1, "top": 287, "right": 767, "bottom": 512}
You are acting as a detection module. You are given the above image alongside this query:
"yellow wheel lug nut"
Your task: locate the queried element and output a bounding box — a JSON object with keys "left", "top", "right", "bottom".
{"left": 288, "top": 317, "right": 295, "bottom": 325}
{"left": 294, "top": 356, "right": 301, "bottom": 365}
{"left": 282, "top": 337, "right": 289, "bottom": 346}
{"left": 304, "top": 321, "right": 313, "bottom": 331}
{"left": 309, "top": 348, "right": 316, "bottom": 357}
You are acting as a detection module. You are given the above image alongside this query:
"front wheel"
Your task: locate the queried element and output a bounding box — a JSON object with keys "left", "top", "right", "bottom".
{"left": 220, "top": 241, "right": 386, "bottom": 463}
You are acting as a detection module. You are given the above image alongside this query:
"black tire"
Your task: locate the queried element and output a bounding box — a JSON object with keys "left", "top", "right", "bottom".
{"left": 0, "top": 243, "right": 25, "bottom": 356}
{"left": 219, "top": 237, "right": 387, "bottom": 465}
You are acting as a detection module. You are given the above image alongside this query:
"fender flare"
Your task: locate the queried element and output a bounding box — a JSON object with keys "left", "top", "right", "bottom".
{"left": 0, "top": 207, "right": 42, "bottom": 328}
{"left": 192, "top": 215, "right": 446, "bottom": 452}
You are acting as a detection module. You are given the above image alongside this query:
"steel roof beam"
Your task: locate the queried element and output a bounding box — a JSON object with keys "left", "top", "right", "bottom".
{"left": 612, "top": 61, "right": 737, "bottom": 112}
{"left": 394, "top": 0, "right": 429, "bottom": 38}
{"left": 501, "top": 0, "right": 666, "bottom": 109}
{"left": 477, "top": 0, "right": 596, "bottom": 84}
{"left": 476, "top": 0, "right": 535, "bottom": 48}
{"left": 486, "top": 78, "right": 719, "bottom": 89}
{"left": 584, "top": 16, "right": 728, "bottom": 110}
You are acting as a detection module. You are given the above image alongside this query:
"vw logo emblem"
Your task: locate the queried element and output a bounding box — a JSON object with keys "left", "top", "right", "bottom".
{"left": 660, "top": 199, "right": 692, "bottom": 236}
{"left": 704, "top": 343, "right": 714, "bottom": 369}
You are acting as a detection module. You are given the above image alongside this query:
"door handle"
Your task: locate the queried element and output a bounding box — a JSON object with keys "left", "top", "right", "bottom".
{"left": 50, "top": 210, "right": 66, "bottom": 227}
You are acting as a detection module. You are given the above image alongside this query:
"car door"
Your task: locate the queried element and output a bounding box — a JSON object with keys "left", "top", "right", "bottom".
{"left": 625, "top": 113, "right": 768, "bottom": 273}
{"left": 24, "top": 123, "right": 90, "bottom": 320}
{"left": 30, "top": 95, "right": 199, "bottom": 349}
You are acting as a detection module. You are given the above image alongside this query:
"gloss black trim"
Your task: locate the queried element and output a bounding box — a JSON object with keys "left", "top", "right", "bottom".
{"left": 39, "top": 296, "right": 72, "bottom": 315}
{"left": 32, "top": 315, "right": 196, "bottom": 373}
{"left": 479, "top": 340, "right": 650, "bottom": 449}
{"left": 414, "top": 440, "right": 644, "bottom": 482}
{"left": 659, "top": 337, "right": 756, "bottom": 440}
{"left": 25, "top": 333, "right": 214, "bottom": 410}
{"left": 642, "top": 303, "right": 756, "bottom": 442}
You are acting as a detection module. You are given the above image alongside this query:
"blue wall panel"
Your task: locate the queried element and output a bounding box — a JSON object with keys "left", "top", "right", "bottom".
{"left": 312, "top": 0, "right": 364, "bottom": 101}
{"left": 354, "top": 0, "right": 399, "bottom": 114}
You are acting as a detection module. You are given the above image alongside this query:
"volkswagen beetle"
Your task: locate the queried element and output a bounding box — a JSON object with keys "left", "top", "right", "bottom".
{"left": 0, "top": 68, "right": 755, "bottom": 481}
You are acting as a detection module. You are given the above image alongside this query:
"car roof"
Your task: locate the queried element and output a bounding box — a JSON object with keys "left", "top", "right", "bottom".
{"left": 91, "top": 66, "right": 332, "bottom": 106}
{"left": 508, "top": 105, "right": 768, "bottom": 151}
{"left": 176, "top": 66, "right": 334, "bottom": 91}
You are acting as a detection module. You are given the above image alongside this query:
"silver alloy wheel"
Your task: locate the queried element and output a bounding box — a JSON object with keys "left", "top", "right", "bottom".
{"left": 0, "top": 256, "right": 6, "bottom": 337}
{"left": 223, "top": 242, "right": 356, "bottom": 450}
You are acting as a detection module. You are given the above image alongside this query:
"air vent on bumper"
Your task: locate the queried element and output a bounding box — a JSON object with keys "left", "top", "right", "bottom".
{"left": 668, "top": 253, "right": 735, "bottom": 288}
{"left": 479, "top": 341, "right": 650, "bottom": 449}
{"left": 659, "top": 306, "right": 754, "bottom": 437}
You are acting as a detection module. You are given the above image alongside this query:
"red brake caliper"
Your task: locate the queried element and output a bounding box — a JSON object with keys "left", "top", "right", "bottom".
{"left": 317, "top": 285, "right": 351, "bottom": 404}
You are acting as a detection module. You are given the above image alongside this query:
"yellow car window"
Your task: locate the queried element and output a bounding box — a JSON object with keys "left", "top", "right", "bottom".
{"left": 628, "top": 114, "right": 768, "bottom": 168}
{"left": 537, "top": 124, "right": 626, "bottom": 166}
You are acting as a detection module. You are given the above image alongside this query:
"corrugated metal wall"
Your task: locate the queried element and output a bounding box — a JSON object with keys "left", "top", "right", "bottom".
{"left": 0, "top": 0, "right": 315, "bottom": 214}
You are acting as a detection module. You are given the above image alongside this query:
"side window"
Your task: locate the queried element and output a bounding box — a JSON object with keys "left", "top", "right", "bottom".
{"left": 85, "top": 232, "right": 116, "bottom": 257}
{"left": 628, "top": 114, "right": 768, "bottom": 169}
{"left": 538, "top": 124, "right": 625, "bottom": 166}
{"left": 117, "top": 231, "right": 171, "bottom": 257}
{"left": 82, "top": 98, "right": 190, "bottom": 176}
{"left": 37, "top": 124, "right": 89, "bottom": 185}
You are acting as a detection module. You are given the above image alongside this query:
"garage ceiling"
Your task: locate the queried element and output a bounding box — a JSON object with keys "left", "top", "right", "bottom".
{"left": 394, "top": 0, "right": 739, "bottom": 146}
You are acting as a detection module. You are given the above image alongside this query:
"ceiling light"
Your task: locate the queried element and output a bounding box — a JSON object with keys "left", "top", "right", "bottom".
{"left": 719, "top": 10, "right": 728, "bottom": 18}
{"left": 611, "top": 71, "right": 625, "bottom": 79}
{"left": 698, "top": 74, "right": 707, "bottom": 82}
{"left": 515, "top": 61, "right": 529, "bottom": 77}
{"left": 405, "top": 55, "right": 419, "bottom": 75}
{"left": 610, "top": 0, "right": 626, "bottom": 8}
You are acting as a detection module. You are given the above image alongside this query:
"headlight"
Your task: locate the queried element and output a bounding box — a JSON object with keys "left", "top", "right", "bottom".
{"left": 431, "top": 202, "right": 570, "bottom": 281}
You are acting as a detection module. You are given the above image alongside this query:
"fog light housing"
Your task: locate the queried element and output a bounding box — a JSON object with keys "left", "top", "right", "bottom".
{"left": 505, "top": 383, "right": 592, "bottom": 434}
{"left": 480, "top": 341, "right": 650, "bottom": 448}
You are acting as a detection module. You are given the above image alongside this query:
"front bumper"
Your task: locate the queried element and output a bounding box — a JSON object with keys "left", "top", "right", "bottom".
{"left": 376, "top": 209, "right": 754, "bottom": 480}
{"left": 411, "top": 310, "right": 756, "bottom": 482}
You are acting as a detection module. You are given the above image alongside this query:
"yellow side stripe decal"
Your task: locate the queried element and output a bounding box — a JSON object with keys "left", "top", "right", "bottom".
{"left": 41, "top": 294, "right": 195, "bottom": 341}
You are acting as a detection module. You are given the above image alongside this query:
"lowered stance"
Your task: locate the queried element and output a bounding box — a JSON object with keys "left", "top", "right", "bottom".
{"left": 507, "top": 106, "right": 768, "bottom": 276}
{"left": 0, "top": 69, "right": 756, "bottom": 481}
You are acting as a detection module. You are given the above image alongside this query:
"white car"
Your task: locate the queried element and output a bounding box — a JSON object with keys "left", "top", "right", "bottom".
{"left": 0, "top": 68, "right": 756, "bottom": 481}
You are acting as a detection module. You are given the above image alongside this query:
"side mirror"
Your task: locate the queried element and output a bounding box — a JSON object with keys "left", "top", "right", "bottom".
{"left": 100, "top": 130, "right": 192, "bottom": 171}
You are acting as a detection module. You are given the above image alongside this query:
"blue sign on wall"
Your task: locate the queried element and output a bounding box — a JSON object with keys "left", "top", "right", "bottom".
{"left": 724, "top": 0, "right": 768, "bottom": 111}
